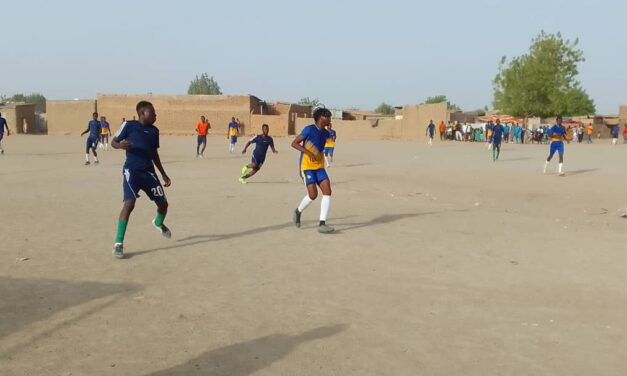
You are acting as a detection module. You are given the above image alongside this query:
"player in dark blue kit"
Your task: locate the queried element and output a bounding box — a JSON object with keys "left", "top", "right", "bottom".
{"left": 0, "top": 112, "right": 10, "bottom": 155}
{"left": 80, "top": 112, "right": 101, "bottom": 165}
{"left": 491, "top": 118, "right": 505, "bottom": 161}
{"left": 239, "top": 123, "right": 278, "bottom": 184}
{"left": 543, "top": 115, "right": 567, "bottom": 175}
{"left": 110, "top": 101, "right": 172, "bottom": 259}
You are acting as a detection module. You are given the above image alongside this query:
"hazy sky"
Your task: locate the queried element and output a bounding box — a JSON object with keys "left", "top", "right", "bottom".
{"left": 3, "top": 0, "right": 625, "bottom": 113}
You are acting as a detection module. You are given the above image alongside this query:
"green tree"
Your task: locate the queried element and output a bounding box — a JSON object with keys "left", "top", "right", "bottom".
{"left": 8, "top": 93, "right": 46, "bottom": 105}
{"left": 187, "top": 73, "right": 222, "bottom": 95}
{"left": 423, "top": 95, "right": 460, "bottom": 111}
{"left": 374, "top": 102, "right": 394, "bottom": 115}
{"left": 298, "top": 97, "right": 321, "bottom": 108}
{"left": 493, "top": 31, "right": 595, "bottom": 117}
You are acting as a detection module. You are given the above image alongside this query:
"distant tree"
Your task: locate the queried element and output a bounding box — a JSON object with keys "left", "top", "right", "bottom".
{"left": 493, "top": 31, "right": 595, "bottom": 117}
{"left": 423, "top": 95, "right": 460, "bottom": 111}
{"left": 298, "top": 97, "right": 321, "bottom": 108}
{"left": 188, "top": 73, "right": 222, "bottom": 95}
{"left": 8, "top": 93, "right": 46, "bottom": 105}
{"left": 374, "top": 102, "right": 394, "bottom": 115}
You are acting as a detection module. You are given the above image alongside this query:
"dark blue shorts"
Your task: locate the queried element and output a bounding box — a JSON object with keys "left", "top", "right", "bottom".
{"left": 549, "top": 141, "right": 564, "bottom": 156}
{"left": 324, "top": 147, "right": 334, "bottom": 154}
{"left": 122, "top": 169, "right": 167, "bottom": 203}
{"left": 197, "top": 135, "right": 207, "bottom": 145}
{"left": 100, "top": 134, "right": 109, "bottom": 142}
{"left": 230, "top": 136, "right": 237, "bottom": 144}
{"left": 302, "top": 169, "right": 329, "bottom": 186}
{"left": 252, "top": 153, "right": 266, "bottom": 168}
{"left": 86, "top": 137, "right": 98, "bottom": 150}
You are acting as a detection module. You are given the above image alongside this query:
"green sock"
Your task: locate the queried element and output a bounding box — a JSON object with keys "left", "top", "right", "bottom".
{"left": 115, "top": 219, "right": 128, "bottom": 243}
{"left": 154, "top": 212, "right": 166, "bottom": 227}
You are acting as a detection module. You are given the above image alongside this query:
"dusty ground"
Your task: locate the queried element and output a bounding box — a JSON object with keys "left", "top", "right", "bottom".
{"left": 1, "top": 134, "right": 626, "bottom": 375}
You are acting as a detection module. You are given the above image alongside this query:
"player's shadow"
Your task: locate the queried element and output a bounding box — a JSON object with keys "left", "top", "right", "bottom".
{"left": 566, "top": 168, "right": 598, "bottom": 176}
{"left": 333, "top": 210, "right": 468, "bottom": 233}
{"left": 126, "top": 216, "right": 357, "bottom": 258}
{"left": 0, "top": 277, "right": 139, "bottom": 357}
{"left": 143, "top": 324, "right": 348, "bottom": 376}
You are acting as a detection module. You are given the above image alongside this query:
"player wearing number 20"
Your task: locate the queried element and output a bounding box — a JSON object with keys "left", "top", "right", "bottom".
{"left": 110, "top": 101, "right": 172, "bottom": 259}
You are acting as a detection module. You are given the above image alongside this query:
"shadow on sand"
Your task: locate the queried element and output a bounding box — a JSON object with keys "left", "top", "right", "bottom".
{"left": 144, "top": 324, "right": 348, "bottom": 376}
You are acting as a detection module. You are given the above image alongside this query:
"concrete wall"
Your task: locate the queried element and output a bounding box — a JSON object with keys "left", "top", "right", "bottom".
{"left": 250, "top": 114, "right": 290, "bottom": 136}
{"left": 44, "top": 100, "right": 97, "bottom": 135}
{"left": 620, "top": 105, "right": 627, "bottom": 126}
{"left": 0, "top": 104, "right": 37, "bottom": 134}
{"left": 293, "top": 103, "right": 447, "bottom": 142}
{"left": 96, "top": 94, "right": 254, "bottom": 136}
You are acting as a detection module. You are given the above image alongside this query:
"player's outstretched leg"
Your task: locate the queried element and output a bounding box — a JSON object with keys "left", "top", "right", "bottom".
{"left": 152, "top": 201, "right": 171, "bottom": 239}
{"left": 239, "top": 164, "right": 259, "bottom": 184}
{"left": 113, "top": 199, "right": 136, "bottom": 259}
{"left": 558, "top": 153, "right": 564, "bottom": 176}
{"left": 318, "top": 179, "right": 334, "bottom": 233}
{"left": 293, "top": 185, "right": 317, "bottom": 228}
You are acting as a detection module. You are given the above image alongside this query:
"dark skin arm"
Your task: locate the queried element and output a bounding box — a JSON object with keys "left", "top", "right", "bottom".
{"left": 111, "top": 136, "right": 132, "bottom": 150}
{"left": 241, "top": 139, "right": 253, "bottom": 154}
{"left": 291, "top": 135, "right": 316, "bottom": 162}
{"left": 153, "top": 151, "right": 171, "bottom": 187}
{"left": 80, "top": 128, "right": 89, "bottom": 136}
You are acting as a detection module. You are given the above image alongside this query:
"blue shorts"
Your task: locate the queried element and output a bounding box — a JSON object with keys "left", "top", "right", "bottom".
{"left": 100, "top": 134, "right": 109, "bottom": 142}
{"left": 86, "top": 137, "right": 98, "bottom": 150}
{"left": 302, "top": 169, "right": 329, "bottom": 186}
{"left": 252, "top": 153, "right": 265, "bottom": 168}
{"left": 324, "top": 147, "right": 334, "bottom": 154}
{"left": 230, "top": 136, "right": 237, "bottom": 144}
{"left": 122, "top": 169, "right": 167, "bottom": 203}
{"left": 549, "top": 141, "right": 564, "bottom": 156}
{"left": 197, "top": 135, "right": 207, "bottom": 145}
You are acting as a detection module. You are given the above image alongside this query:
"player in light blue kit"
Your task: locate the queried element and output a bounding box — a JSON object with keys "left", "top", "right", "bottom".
{"left": 81, "top": 112, "right": 101, "bottom": 165}
{"left": 111, "top": 101, "right": 172, "bottom": 259}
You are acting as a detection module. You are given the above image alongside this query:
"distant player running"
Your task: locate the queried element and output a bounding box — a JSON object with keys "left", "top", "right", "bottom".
{"left": 228, "top": 116, "right": 240, "bottom": 153}
{"left": 81, "top": 112, "right": 101, "bottom": 165}
{"left": 110, "top": 101, "right": 172, "bottom": 259}
{"left": 324, "top": 124, "right": 337, "bottom": 167}
{"left": 291, "top": 108, "right": 334, "bottom": 234}
{"left": 239, "top": 124, "right": 277, "bottom": 184}
{"left": 491, "top": 119, "right": 504, "bottom": 161}
{"left": 543, "top": 115, "right": 567, "bottom": 176}
{"left": 0, "top": 112, "right": 10, "bottom": 155}
{"left": 99, "top": 116, "right": 111, "bottom": 150}
{"left": 196, "top": 115, "right": 211, "bottom": 158}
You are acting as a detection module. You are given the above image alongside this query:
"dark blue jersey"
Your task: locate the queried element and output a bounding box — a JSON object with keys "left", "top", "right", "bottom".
{"left": 0, "top": 117, "right": 6, "bottom": 134}
{"left": 250, "top": 135, "right": 274, "bottom": 157}
{"left": 115, "top": 120, "right": 160, "bottom": 171}
{"left": 87, "top": 120, "right": 101, "bottom": 139}
{"left": 492, "top": 124, "right": 504, "bottom": 142}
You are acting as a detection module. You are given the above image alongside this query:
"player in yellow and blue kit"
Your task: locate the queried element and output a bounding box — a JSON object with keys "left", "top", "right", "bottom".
{"left": 228, "top": 117, "right": 240, "bottom": 153}
{"left": 324, "top": 124, "right": 336, "bottom": 167}
{"left": 543, "top": 116, "right": 567, "bottom": 175}
{"left": 291, "top": 108, "right": 334, "bottom": 234}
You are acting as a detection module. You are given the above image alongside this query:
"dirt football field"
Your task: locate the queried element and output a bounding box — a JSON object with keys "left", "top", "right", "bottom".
{"left": 1, "top": 134, "right": 627, "bottom": 375}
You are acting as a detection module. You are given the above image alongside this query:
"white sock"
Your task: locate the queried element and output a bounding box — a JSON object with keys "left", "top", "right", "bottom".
{"left": 324, "top": 156, "right": 329, "bottom": 167}
{"left": 543, "top": 161, "right": 549, "bottom": 173}
{"left": 105, "top": 143, "right": 108, "bottom": 151}
{"left": 94, "top": 155, "right": 99, "bottom": 162}
{"left": 298, "top": 195, "right": 314, "bottom": 212}
{"left": 320, "top": 195, "right": 331, "bottom": 222}
{"left": 558, "top": 163, "right": 563, "bottom": 174}
{"left": 85, "top": 154, "right": 89, "bottom": 162}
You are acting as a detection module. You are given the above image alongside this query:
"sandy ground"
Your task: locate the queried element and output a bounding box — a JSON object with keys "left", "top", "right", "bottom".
{"left": 1, "top": 134, "right": 627, "bottom": 376}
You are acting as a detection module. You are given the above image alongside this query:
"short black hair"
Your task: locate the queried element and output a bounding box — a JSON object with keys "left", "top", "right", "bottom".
{"left": 136, "top": 101, "right": 153, "bottom": 113}
{"left": 262, "top": 123, "right": 269, "bottom": 129}
{"left": 556, "top": 115, "right": 562, "bottom": 121}
{"left": 313, "top": 107, "right": 332, "bottom": 122}
{"left": 93, "top": 112, "right": 98, "bottom": 116}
